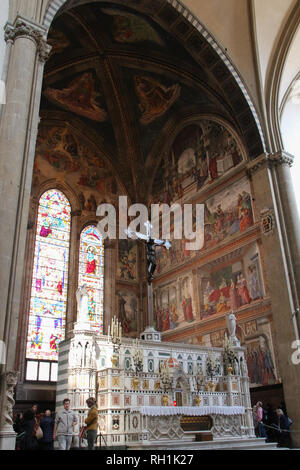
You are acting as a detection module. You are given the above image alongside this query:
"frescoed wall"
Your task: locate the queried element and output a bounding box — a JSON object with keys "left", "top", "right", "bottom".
{"left": 155, "top": 176, "right": 254, "bottom": 276}
{"left": 153, "top": 274, "right": 196, "bottom": 333}
{"left": 117, "top": 239, "right": 137, "bottom": 281}
{"left": 151, "top": 121, "right": 243, "bottom": 205}
{"left": 34, "top": 125, "right": 120, "bottom": 209}
{"left": 116, "top": 290, "right": 139, "bottom": 337}
{"left": 181, "top": 318, "right": 279, "bottom": 388}
{"left": 199, "top": 242, "right": 264, "bottom": 320}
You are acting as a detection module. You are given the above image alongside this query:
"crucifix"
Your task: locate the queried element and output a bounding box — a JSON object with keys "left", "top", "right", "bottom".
{"left": 125, "top": 221, "right": 171, "bottom": 329}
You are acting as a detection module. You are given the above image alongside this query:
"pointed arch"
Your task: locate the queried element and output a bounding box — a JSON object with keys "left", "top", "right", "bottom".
{"left": 78, "top": 224, "right": 104, "bottom": 333}
{"left": 43, "top": 0, "right": 265, "bottom": 153}
{"left": 25, "top": 189, "right": 71, "bottom": 380}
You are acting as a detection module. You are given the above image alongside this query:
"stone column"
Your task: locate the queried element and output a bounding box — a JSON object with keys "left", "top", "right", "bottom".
{"left": 104, "top": 240, "right": 116, "bottom": 334}
{"left": 66, "top": 210, "right": 81, "bottom": 335}
{"left": 247, "top": 151, "right": 300, "bottom": 446}
{"left": 268, "top": 151, "right": 300, "bottom": 316}
{"left": 0, "top": 24, "right": 14, "bottom": 121}
{"left": 0, "top": 371, "right": 19, "bottom": 450}
{"left": 0, "top": 16, "right": 50, "bottom": 450}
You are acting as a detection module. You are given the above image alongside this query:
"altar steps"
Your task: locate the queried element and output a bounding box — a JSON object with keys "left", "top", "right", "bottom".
{"left": 128, "top": 438, "right": 288, "bottom": 450}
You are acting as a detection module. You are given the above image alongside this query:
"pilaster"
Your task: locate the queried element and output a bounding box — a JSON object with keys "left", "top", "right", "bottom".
{"left": 0, "top": 15, "right": 50, "bottom": 449}
{"left": 247, "top": 150, "right": 300, "bottom": 446}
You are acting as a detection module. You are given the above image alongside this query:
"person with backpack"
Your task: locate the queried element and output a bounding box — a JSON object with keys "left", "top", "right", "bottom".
{"left": 20, "top": 409, "right": 39, "bottom": 450}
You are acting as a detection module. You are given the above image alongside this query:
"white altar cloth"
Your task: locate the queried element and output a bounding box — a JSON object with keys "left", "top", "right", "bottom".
{"left": 131, "top": 406, "right": 245, "bottom": 416}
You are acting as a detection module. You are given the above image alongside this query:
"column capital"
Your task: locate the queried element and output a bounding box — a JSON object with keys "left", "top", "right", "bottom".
{"left": 4, "top": 17, "right": 51, "bottom": 63}
{"left": 246, "top": 150, "right": 295, "bottom": 178}
{"left": 268, "top": 150, "right": 295, "bottom": 168}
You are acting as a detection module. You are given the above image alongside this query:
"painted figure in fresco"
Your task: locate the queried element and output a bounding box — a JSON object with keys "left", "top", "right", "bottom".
{"left": 215, "top": 205, "right": 225, "bottom": 232}
{"left": 47, "top": 29, "right": 70, "bottom": 56}
{"left": 134, "top": 75, "right": 181, "bottom": 125}
{"left": 170, "top": 303, "right": 179, "bottom": 329}
{"left": 182, "top": 296, "right": 194, "bottom": 323}
{"left": 118, "top": 293, "right": 131, "bottom": 334}
{"left": 162, "top": 308, "right": 170, "bottom": 332}
{"left": 44, "top": 72, "right": 107, "bottom": 122}
{"left": 79, "top": 192, "right": 86, "bottom": 211}
{"left": 240, "top": 191, "right": 253, "bottom": 232}
{"left": 216, "top": 294, "right": 228, "bottom": 314}
{"left": 229, "top": 278, "right": 240, "bottom": 311}
{"left": 110, "top": 12, "right": 164, "bottom": 45}
{"left": 248, "top": 265, "right": 262, "bottom": 300}
{"left": 87, "top": 194, "right": 97, "bottom": 212}
{"left": 246, "top": 336, "right": 276, "bottom": 385}
{"left": 119, "top": 255, "right": 135, "bottom": 280}
{"left": 239, "top": 275, "right": 251, "bottom": 305}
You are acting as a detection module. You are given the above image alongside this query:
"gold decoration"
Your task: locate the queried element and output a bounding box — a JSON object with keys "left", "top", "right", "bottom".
{"left": 154, "top": 380, "right": 161, "bottom": 390}
{"left": 112, "top": 377, "right": 119, "bottom": 387}
{"left": 162, "top": 394, "right": 169, "bottom": 406}
{"left": 111, "top": 354, "right": 118, "bottom": 368}
{"left": 195, "top": 395, "right": 202, "bottom": 406}
{"left": 143, "top": 380, "right": 149, "bottom": 390}
{"left": 205, "top": 381, "right": 216, "bottom": 392}
{"left": 132, "top": 376, "right": 139, "bottom": 390}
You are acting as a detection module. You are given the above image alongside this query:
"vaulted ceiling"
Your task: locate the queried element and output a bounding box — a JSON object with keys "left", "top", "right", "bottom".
{"left": 40, "top": 0, "right": 264, "bottom": 202}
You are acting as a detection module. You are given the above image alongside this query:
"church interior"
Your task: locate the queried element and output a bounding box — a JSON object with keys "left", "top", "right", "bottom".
{"left": 0, "top": 0, "right": 299, "bottom": 450}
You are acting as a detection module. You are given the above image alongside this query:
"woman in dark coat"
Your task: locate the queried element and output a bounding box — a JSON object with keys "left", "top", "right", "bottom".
{"left": 276, "top": 408, "right": 292, "bottom": 448}
{"left": 39, "top": 410, "right": 54, "bottom": 450}
{"left": 20, "top": 409, "right": 38, "bottom": 450}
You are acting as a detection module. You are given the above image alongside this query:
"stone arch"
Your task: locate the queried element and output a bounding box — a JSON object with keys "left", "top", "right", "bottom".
{"left": 265, "top": 1, "right": 300, "bottom": 152}
{"left": 147, "top": 113, "right": 248, "bottom": 200}
{"left": 42, "top": 0, "right": 265, "bottom": 154}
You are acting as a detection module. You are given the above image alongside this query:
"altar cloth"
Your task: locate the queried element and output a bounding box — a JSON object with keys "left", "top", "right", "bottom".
{"left": 131, "top": 406, "right": 245, "bottom": 416}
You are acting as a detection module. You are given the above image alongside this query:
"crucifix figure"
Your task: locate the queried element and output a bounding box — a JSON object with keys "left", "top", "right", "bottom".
{"left": 126, "top": 221, "right": 171, "bottom": 282}
{"left": 125, "top": 221, "right": 171, "bottom": 329}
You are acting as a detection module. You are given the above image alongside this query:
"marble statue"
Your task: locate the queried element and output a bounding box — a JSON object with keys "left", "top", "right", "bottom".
{"left": 76, "top": 284, "right": 89, "bottom": 323}
{"left": 226, "top": 311, "right": 240, "bottom": 346}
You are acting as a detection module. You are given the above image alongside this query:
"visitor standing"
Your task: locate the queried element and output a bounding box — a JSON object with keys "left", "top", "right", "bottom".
{"left": 20, "top": 409, "right": 38, "bottom": 450}
{"left": 256, "top": 401, "right": 267, "bottom": 438}
{"left": 85, "top": 397, "right": 98, "bottom": 450}
{"left": 276, "top": 408, "right": 292, "bottom": 448}
{"left": 53, "top": 398, "right": 78, "bottom": 450}
{"left": 39, "top": 410, "right": 54, "bottom": 450}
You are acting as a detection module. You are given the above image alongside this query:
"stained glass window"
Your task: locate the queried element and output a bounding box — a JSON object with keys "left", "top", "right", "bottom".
{"left": 26, "top": 189, "right": 71, "bottom": 362}
{"left": 78, "top": 225, "right": 104, "bottom": 333}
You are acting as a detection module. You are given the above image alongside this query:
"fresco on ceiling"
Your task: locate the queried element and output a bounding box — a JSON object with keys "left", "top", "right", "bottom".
{"left": 155, "top": 177, "right": 254, "bottom": 276}
{"left": 153, "top": 274, "right": 196, "bottom": 333}
{"left": 116, "top": 290, "right": 139, "bottom": 337}
{"left": 117, "top": 239, "right": 137, "bottom": 281}
{"left": 101, "top": 8, "right": 164, "bottom": 46}
{"left": 47, "top": 29, "right": 70, "bottom": 56}
{"left": 134, "top": 75, "right": 181, "bottom": 125}
{"left": 44, "top": 72, "right": 107, "bottom": 122}
{"left": 35, "top": 126, "right": 119, "bottom": 201}
{"left": 199, "top": 243, "right": 264, "bottom": 320}
{"left": 151, "top": 122, "right": 243, "bottom": 204}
